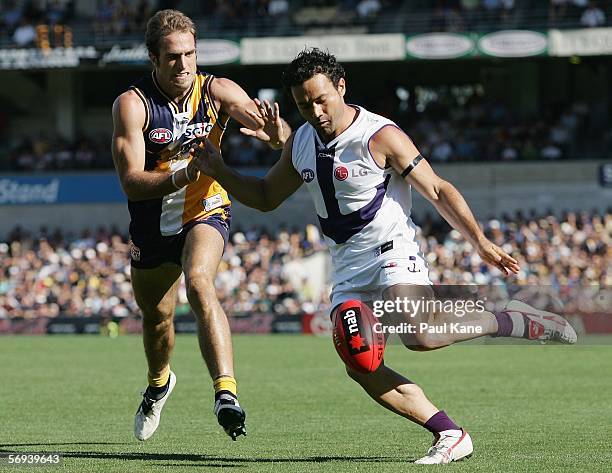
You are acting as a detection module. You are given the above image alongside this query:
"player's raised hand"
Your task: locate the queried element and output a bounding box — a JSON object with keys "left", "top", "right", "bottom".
{"left": 189, "top": 137, "right": 224, "bottom": 178}
{"left": 475, "top": 237, "right": 520, "bottom": 276}
{"left": 240, "top": 98, "right": 286, "bottom": 149}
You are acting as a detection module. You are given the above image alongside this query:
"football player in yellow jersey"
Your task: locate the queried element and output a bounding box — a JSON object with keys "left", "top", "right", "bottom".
{"left": 111, "top": 9, "right": 289, "bottom": 441}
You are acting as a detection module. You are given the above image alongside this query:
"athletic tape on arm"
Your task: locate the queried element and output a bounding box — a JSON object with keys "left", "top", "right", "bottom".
{"left": 401, "top": 155, "right": 424, "bottom": 179}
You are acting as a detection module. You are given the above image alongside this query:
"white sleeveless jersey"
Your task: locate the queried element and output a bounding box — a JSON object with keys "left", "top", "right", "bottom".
{"left": 291, "top": 106, "right": 421, "bottom": 280}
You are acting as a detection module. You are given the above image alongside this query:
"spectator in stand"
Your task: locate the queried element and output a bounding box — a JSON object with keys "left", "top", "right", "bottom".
{"left": 2, "top": 0, "right": 23, "bottom": 34}
{"left": 549, "top": 0, "right": 569, "bottom": 25}
{"left": 12, "top": 18, "right": 36, "bottom": 46}
{"left": 2, "top": 210, "right": 608, "bottom": 319}
{"left": 500, "top": 0, "right": 515, "bottom": 23}
{"left": 460, "top": 0, "right": 480, "bottom": 29}
{"left": 356, "top": 0, "right": 382, "bottom": 20}
{"left": 268, "top": 0, "right": 289, "bottom": 18}
{"left": 482, "top": 0, "right": 502, "bottom": 23}
{"left": 46, "top": 0, "right": 67, "bottom": 26}
{"left": 111, "top": 0, "right": 134, "bottom": 35}
{"left": 94, "top": 0, "right": 115, "bottom": 36}
{"left": 541, "top": 141, "right": 563, "bottom": 159}
{"left": 74, "top": 139, "right": 95, "bottom": 169}
{"left": 580, "top": 1, "right": 606, "bottom": 27}
{"left": 132, "top": 0, "right": 153, "bottom": 30}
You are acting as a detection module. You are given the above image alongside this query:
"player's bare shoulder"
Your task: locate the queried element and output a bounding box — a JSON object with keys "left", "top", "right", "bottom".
{"left": 208, "top": 76, "right": 245, "bottom": 109}
{"left": 112, "top": 90, "right": 146, "bottom": 132}
{"left": 208, "top": 76, "right": 239, "bottom": 96}
{"left": 369, "top": 122, "right": 419, "bottom": 170}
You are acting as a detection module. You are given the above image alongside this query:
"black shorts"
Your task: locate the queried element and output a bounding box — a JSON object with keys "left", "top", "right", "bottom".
{"left": 129, "top": 208, "right": 231, "bottom": 269}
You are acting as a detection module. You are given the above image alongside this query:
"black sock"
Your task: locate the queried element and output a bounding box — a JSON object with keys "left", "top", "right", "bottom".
{"left": 146, "top": 379, "right": 169, "bottom": 401}
{"left": 215, "top": 389, "right": 237, "bottom": 402}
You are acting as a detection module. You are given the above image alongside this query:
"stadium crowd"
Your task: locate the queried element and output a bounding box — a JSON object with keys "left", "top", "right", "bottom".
{"left": 3, "top": 97, "right": 601, "bottom": 171}
{"left": 1, "top": 210, "right": 608, "bottom": 319}
{"left": 397, "top": 100, "right": 593, "bottom": 163}
{"left": 2, "top": 0, "right": 610, "bottom": 48}
{"left": 7, "top": 134, "right": 109, "bottom": 171}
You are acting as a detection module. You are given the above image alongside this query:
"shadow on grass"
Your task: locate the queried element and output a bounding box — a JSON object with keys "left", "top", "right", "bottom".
{"left": 0, "top": 445, "right": 405, "bottom": 464}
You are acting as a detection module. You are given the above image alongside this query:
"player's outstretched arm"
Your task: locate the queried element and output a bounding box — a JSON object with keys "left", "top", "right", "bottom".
{"left": 111, "top": 91, "right": 199, "bottom": 201}
{"left": 190, "top": 134, "right": 302, "bottom": 212}
{"left": 369, "top": 125, "right": 519, "bottom": 275}
{"left": 211, "top": 78, "right": 291, "bottom": 149}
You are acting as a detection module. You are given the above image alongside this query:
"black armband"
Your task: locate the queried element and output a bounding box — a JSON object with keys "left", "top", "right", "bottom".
{"left": 400, "top": 155, "right": 424, "bottom": 178}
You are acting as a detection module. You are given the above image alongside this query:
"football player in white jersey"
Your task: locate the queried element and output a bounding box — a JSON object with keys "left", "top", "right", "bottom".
{"left": 190, "top": 49, "right": 577, "bottom": 464}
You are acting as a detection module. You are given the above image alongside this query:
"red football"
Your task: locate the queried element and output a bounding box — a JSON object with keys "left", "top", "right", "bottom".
{"left": 332, "top": 300, "right": 385, "bottom": 374}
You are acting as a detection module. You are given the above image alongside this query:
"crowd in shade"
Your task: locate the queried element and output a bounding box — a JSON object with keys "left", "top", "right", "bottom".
{"left": 209, "top": 98, "right": 603, "bottom": 164}
{"left": 4, "top": 97, "right": 603, "bottom": 171}
{"left": 398, "top": 100, "right": 594, "bottom": 163}
{"left": 1, "top": 210, "right": 608, "bottom": 319}
{"left": 3, "top": 0, "right": 608, "bottom": 48}
{"left": 6, "top": 134, "right": 109, "bottom": 171}
{"left": 430, "top": 0, "right": 609, "bottom": 31}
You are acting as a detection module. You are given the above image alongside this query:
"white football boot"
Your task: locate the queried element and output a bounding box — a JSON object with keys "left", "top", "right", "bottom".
{"left": 505, "top": 300, "right": 577, "bottom": 344}
{"left": 134, "top": 371, "right": 176, "bottom": 441}
{"left": 415, "top": 429, "right": 473, "bottom": 464}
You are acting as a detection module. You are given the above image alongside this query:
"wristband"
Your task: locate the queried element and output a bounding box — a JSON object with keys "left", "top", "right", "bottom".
{"left": 185, "top": 165, "right": 199, "bottom": 183}
{"left": 171, "top": 171, "right": 181, "bottom": 190}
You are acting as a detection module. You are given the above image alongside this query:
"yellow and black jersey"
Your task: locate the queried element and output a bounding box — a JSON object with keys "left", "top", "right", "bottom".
{"left": 128, "top": 70, "right": 231, "bottom": 238}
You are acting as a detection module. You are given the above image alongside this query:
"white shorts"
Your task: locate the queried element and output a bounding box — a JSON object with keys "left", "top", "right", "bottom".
{"left": 330, "top": 238, "right": 431, "bottom": 309}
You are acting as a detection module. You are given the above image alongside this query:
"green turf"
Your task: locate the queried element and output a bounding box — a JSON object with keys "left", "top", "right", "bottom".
{"left": 1, "top": 334, "right": 610, "bottom": 472}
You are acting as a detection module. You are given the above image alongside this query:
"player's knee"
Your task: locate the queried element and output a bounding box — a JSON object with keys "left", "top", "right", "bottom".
{"left": 185, "top": 275, "right": 217, "bottom": 310}
{"left": 402, "top": 332, "right": 440, "bottom": 351}
{"left": 141, "top": 306, "right": 174, "bottom": 328}
{"left": 393, "top": 382, "right": 424, "bottom": 399}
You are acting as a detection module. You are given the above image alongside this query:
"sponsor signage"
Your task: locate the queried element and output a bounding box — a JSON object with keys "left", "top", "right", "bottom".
{"left": 241, "top": 34, "right": 406, "bottom": 64}
{"left": 549, "top": 27, "right": 612, "bottom": 56}
{"left": 16, "top": 29, "right": 612, "bottom": 71}
{"left": 0, "top": 174, "right": 124, "bottom": 205}
{"left": 478, "top": 30, "right": 548, "bottom": 57}
{"left": 406, "top": 33, "right": 476, "bottom": 59}
{"left": 0, "top": 46, "right": 97, "bottom": 70}
{"left": 196, "top": 39, "right": 241, "bottom": 65}
{"left": 406, "top": 31, "right": 548, "bottom": 60}
{"left": 100, "top": 39, "right": 240, "bottom": 65}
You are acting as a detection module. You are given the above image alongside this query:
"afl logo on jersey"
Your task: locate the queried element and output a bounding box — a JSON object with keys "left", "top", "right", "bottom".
{"left": 334, "top": 166, "right": 349, "bottom": 181}
{"left": 149, "top": 128, "right": 173, "bottom": 144}
{"left": 301, "top": 168, "right": 315, "bottom": 183}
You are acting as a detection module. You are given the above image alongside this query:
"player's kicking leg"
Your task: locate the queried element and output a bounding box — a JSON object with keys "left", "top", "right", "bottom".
{"left": 345, "top": 363, "right": 473, "bottom": 464}
{"left": 131, "top": 262, "right": 182, "bottom": 441}
{"left": 382, "top": 284, "right": 577, "bottom": 350}
{"left": 331, "top": 301, "right": 472, "bottom": 464}
{"left": 182, "top": 224, "right": 246, "bottom": 440}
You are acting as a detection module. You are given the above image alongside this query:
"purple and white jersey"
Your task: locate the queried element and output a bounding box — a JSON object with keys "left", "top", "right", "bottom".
{"left": 291, "top": 106, "right": 421, "bottom": 286}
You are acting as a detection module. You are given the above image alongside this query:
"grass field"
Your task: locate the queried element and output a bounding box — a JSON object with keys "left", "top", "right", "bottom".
{"left": 1, "top": 334, "right": 611, "bottom": 472}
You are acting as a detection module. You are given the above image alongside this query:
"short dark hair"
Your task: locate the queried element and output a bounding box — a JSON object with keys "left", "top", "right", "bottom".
{"left": 281, "top": 48, "right": 345, "bottom": 90}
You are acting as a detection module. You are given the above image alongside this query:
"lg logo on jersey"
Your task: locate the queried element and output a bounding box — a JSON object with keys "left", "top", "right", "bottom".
{"left": 334, "top": 166, "right": 369, "bottom": 181}
{"left": 334, "top": 166, "right": 349, "bottom": 181}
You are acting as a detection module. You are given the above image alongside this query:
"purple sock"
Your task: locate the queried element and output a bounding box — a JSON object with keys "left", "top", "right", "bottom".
{"left": 423, "top": 410, "right": 460, "bottom": 434}
{"left": 493, "top": 311, "right": 513, "bottom": 337}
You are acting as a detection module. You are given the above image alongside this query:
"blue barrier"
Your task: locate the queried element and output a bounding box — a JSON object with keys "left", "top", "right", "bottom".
{"left": 0, "top": 174, "right": 125, "bottom": 205}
